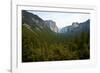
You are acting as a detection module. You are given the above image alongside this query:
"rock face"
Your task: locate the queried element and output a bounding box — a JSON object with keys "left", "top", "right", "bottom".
{"left": 22, "top": 10, "right": 58, "bottom": 33}
{"left": 60, "top": 20, "right": 90, "bottom": 34}
{"left": 45, "top": 20, "right": 58, "bottom": 33}
{"left": 60, "top": 22, "right": 79, "bottom": 33}
{"left": 22, "top": 10, "right": 46, "bottom": 30}
{"left": 67, "top": 22, "right": 79, "bottom": 32}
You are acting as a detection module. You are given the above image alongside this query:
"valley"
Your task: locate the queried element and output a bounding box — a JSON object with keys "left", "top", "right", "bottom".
{"left": 22, "top": 10, "right": 90, "bottom": 62}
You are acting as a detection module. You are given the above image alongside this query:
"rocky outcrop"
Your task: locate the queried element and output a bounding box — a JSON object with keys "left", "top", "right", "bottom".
{"left": 45, "top": 20, "right": 58, "bottom": 33}
{"left": 22, "top": 10, "right": 58, "bottom": 33}
{"left": 60, "top": 20, "right": 90, "bottom": 34}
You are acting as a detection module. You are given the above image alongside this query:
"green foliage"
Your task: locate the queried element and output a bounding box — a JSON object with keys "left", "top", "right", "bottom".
{"left": 22, "top": 25, "right": 90, "bottom": 62}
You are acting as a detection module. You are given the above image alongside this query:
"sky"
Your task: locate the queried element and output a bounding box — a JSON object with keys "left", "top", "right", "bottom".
{"left": 28, "top": 10, "right": 90, "bottom": 29}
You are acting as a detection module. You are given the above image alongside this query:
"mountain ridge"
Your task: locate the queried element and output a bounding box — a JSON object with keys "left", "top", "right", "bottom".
{"left": 60, "top": 19, "right": 90, "bottom": 34}
{"left": 22, "top": 10, "right": 59, "bottom": 33}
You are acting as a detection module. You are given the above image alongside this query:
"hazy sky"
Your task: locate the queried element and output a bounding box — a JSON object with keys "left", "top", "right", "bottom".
{"left": 28, "top": 10, "right": 90, "bottom": 29}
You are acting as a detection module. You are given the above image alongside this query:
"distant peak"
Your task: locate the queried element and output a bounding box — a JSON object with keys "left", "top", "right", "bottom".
{"left": 72, "top": 22, "right": 79, "bottom": 28}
